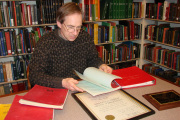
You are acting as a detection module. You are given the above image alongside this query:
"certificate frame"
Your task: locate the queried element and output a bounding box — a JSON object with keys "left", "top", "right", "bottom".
{"left": 72, "top": 90, "right": 155, "bottom": 120}
{"left": 143, "top": 90, "right": 180, "bottom": 111}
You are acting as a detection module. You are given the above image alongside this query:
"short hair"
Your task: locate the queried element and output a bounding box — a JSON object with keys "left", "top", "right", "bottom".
{"left": 56, "top": 2, "right": 82, "bottom": 23}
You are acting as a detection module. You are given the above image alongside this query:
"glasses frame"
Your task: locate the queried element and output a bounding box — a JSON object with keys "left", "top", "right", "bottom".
{"left": 63, "top": 23, "right": 82, "bottom": 33}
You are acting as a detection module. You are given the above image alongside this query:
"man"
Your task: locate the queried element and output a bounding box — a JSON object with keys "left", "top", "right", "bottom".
{"left": 29, "top": 2, "right": 112, "bottom": 92}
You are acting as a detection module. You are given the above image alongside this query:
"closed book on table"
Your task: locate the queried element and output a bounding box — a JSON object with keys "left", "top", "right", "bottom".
{"left": 19, "top": 84, "right": 68, "bottom": 109}
{"left": 5, "top": 95, "right": 54, "bottom": 120}
{"left": 112, "top": 66, "right": 156, "bottom": 89}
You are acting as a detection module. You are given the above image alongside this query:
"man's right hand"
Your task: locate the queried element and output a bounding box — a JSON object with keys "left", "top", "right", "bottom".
{"left": 62, "top": 78, "right": 84, "bottom": 92}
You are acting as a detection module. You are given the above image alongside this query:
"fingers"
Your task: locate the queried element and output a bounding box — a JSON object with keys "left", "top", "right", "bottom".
{"left": 62, "top": 78, "right": 84, "bottom": 92}
{"left": 99, "top": 64, "right": 113, "bottom": 74}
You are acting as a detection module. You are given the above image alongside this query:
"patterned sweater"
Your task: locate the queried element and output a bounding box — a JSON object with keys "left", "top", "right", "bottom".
{"left": 29, "top": 28, "right": 103, "bottom": 88}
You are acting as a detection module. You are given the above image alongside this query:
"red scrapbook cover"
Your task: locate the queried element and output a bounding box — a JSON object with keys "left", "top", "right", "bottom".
{"left": 19, "top": 85, "right": 68, "bottom": 109}
{"left": 112, "top": 66, "right": 156, "bottom": 89}
{"left": 5, "top": 95, "right": 54, "bottom": 120}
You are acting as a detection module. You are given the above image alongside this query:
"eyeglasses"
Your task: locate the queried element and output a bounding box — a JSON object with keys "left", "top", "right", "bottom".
{"left": 63, "top": 23, "right": 82, "bottom": 33}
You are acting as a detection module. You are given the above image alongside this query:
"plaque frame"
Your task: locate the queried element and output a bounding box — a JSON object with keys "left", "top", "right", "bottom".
{"left": 143, "top": 90, "right": 180, "bottom": 111}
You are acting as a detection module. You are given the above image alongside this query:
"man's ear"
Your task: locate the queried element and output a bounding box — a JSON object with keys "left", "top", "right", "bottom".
{"left": 57, "top": 21, "right": 62, "bottom": 28}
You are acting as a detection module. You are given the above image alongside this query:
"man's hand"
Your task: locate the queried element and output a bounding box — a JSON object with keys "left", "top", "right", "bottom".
{"left": 99, "top": 64, "right": 113, "bottom": 73}
{"left": 62, "top": 78, "right": 84, "bottom": 92}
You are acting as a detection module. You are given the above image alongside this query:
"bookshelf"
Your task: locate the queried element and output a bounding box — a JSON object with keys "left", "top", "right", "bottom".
{"left": 0, "top": 0, "right": 63, "bottom": 97}
{"left": 142, "top": 0, "right": 180, "bottom": 86}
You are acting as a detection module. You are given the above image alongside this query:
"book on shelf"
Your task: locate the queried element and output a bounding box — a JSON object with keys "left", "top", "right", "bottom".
{"left": 4, "top": 95, "right": 54, "bottom": 120}
{"left": 74, "top": 66, "right": 156, "bottom": 96}
{"left": 19, "top": 84, "right": 68, "bottom": 109}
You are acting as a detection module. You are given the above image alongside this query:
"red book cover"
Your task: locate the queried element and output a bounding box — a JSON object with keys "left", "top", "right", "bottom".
{"left": 19, "top": 85, "right": 68, "bottom": 109}
{"left": 12, "top": 82, "right": 19, "bottom": 92}
{"left": 12, "top": 1, "right": 17, "bottom": 26}
{"left": 4, "top": 95, "right": 54, "bottom": 120}
{"left": 157, "top": 2, "right": 162, "bottom": 19}
{"left": 96, "top": 46, "right": 104, "bottom": 60}
{"left": 4, "top": 31, "right": 12, "bottom": 55}
{"left": 21, "top": 3, "right": 26, "bottom": 26}
{"left": 112, "top": 66, "right": 156, "bottom": 89}
{"left": 130, "top": 21, "right": 135, "bottom": 40}
{"left": 173, "top": 52, "right": 180, "bottom": 69}
{"left": 18, "top": 82, "right": 25, "bottom": 91}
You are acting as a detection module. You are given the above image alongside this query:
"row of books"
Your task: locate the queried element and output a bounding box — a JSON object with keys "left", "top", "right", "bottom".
{"left": 83, "top": 21, "right": 141, "bottom": 44}
{"left": 0, "top": 1, "right": 38, "bottom": 27}
{"left": 96, "top": 41, "right": 140, "bottom": 64}
{"left": 0, "top": 81, "right": 27, "bottom": 96}
{"left": 100, "top": 0, "right": 135, "bottom": 20}
{"left": 74, "top": 0, "right": 144, "bottom": 21}
{"left": 0, "top": 26, "right": 53, "bottom": 56}
{"left": 144, "top": 43, "right": 180, "bottom": 71}
{"left": 143, "top": 63, "right": 180, "bottom": 85}
{"left": 36, "top": 0, "right": 64, "bottom": 24}
{"left": 145, "top": 1, "right": 180, "bottom": 21}
{"left": 0, "top": 0, "right": 64, "bottom": 27}
{"left": 0, "top": 56, "right": 30, "bottom": 83}
{"left": 145, "top": 24, "right": 180, "bottom": 46}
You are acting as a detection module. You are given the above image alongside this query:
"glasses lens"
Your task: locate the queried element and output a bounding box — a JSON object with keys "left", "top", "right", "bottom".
{"left": 64, "top": 24, "right": 82, "bottom": 32}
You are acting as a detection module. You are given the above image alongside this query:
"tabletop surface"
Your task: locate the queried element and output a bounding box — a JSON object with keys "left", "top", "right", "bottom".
{"left": 0, "top": 76, "right": 180, "bottom": 120}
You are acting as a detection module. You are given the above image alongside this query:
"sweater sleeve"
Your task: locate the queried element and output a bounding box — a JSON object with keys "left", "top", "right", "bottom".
{"left": 29, "top": 34, "right": 64, "bottom": 88}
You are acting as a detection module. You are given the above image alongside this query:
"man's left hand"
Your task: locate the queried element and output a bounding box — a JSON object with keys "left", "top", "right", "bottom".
{"left": 99, "top": 64, "right": 113, "bottom": 74}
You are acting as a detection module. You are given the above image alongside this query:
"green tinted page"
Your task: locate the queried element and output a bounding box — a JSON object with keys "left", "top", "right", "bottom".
{"left": 75, "top": 67, "right": 121, "bottom": 96}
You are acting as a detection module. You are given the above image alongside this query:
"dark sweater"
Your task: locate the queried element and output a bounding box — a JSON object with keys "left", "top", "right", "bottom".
{"left": 29, "top": 28, "right": 103, "bottom": 88}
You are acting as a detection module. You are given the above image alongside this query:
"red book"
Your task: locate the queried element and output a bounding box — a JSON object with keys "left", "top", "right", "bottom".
{"left": 19, "top": 85, "right": 68, "bottom": 109}
{"left": 12, "top": 1, "right": 17, "bottom": 26}
{"left": 21, "top": 3, "right": 26, "bottom": 26}
{"left": 130, "top": 21, "right": 135, "bottom": 40}
{"left": 4, "top": 31, "right": 12, "bottom": 55}
{"left": 12, "top": 82, "right": 19, "bottom": 92}
{"left": 17, "top": 81, "right": 26, "bottom": 91}
{"left": 112, "top": 66, "right": 156, "bottom": 89}
{"left": 96, "top": 46, "right": 104, "bottom": 61}
{"left": 5, "top": 95, "right": 54, "bottom": 120}
{"left": 157, "top": 2, "right": 163, "bottom": 19}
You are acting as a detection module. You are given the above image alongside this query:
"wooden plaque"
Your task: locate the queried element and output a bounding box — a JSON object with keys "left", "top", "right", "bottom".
{"left": 143, "top": 90, "right": 180, "bottom": 111}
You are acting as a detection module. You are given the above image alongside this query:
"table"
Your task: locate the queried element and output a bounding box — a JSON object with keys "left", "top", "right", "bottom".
{"left": 0, "top": 77, "right": 180, "bottom": 120}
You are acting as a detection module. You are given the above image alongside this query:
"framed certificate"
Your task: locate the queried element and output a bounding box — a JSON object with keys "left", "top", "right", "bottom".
{"left": 143, "top": 90, "right": 180, "bottom": 111}
{"left": 72, "top": 90, "right": 155, "bottom": 120}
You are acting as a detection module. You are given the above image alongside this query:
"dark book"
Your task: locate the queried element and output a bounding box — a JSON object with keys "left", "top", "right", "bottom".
{"left": 146, "top": 44, "right": 156, "bottom": 61}
{"left": 145, "top": 3, "right": 149, "bottom": 18}
{"left": 119, "top": 21, "right": 130, "bottom": 40}
{"left": 133, "top": 43, "right": 141, "bottom": 58}
{"left": 3, "top": 83, "right": 11, "bottom": 94}
{"left": 18, "top": 81, "right": 25, "bottom": 91}
{"left": 12, "top": 61, "right": 18, "bottom": 80}
{"left": 24, "top": 29, "right": 31, "bottom": 53}
{"left": 0, "top": 31, "right": 6, "bottom": 56}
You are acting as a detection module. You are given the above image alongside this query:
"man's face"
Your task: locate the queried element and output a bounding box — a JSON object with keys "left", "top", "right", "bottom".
{"left": 57, "top": 13, "right": 82, "bottom": 41}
